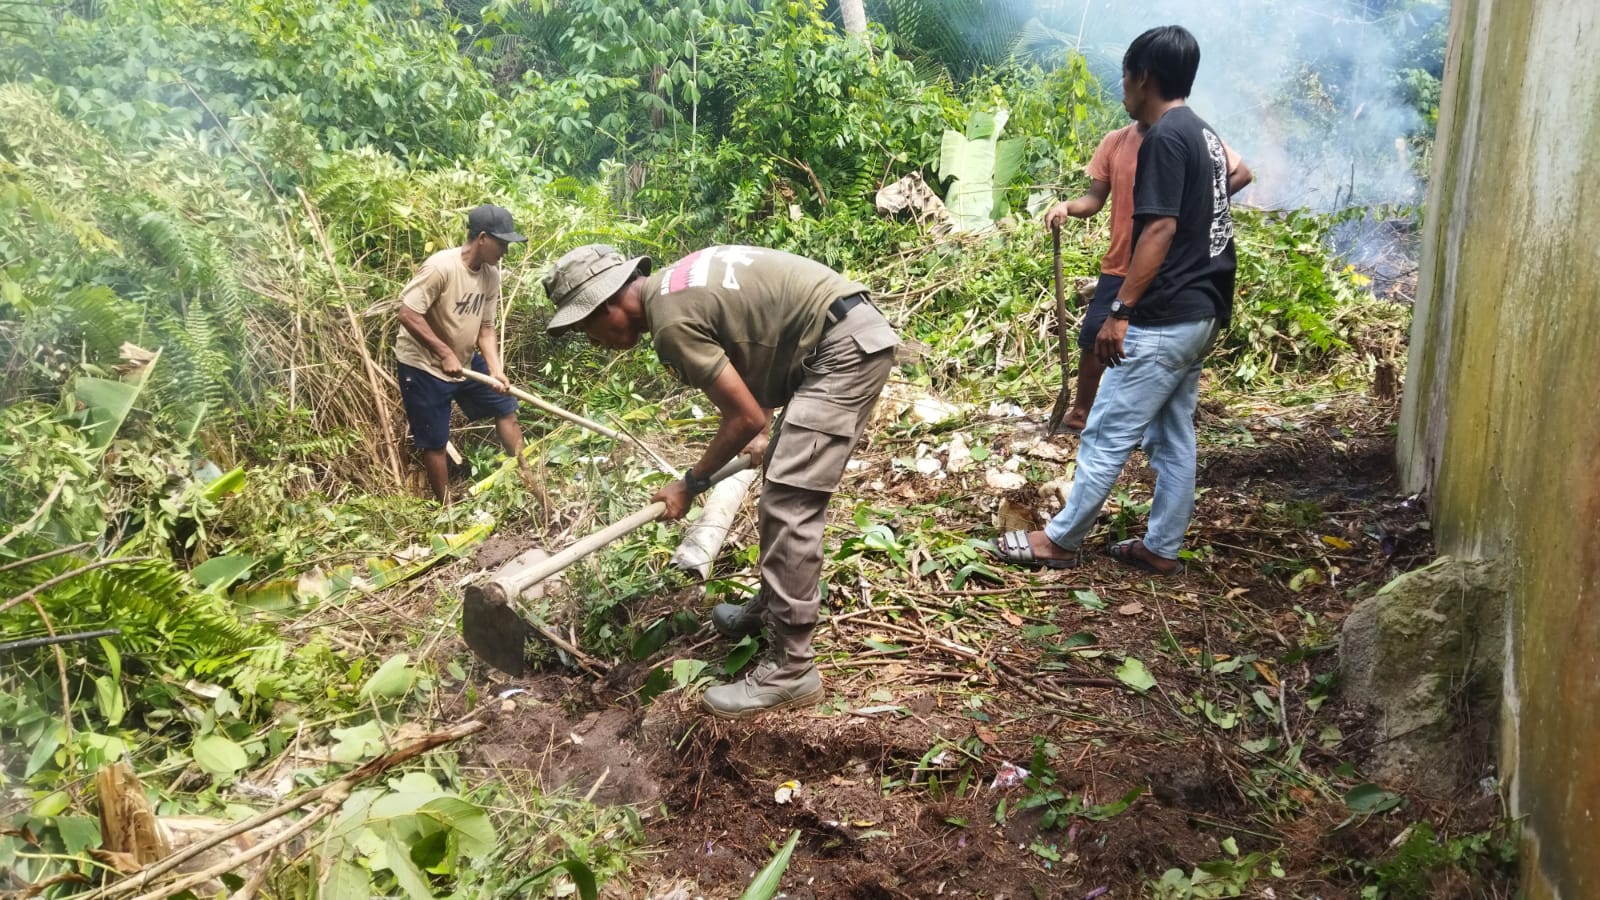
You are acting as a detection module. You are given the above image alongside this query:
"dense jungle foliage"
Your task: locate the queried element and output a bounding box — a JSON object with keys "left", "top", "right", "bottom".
{"left": 1, "top": 0, "right": 1438, "bottom": 896}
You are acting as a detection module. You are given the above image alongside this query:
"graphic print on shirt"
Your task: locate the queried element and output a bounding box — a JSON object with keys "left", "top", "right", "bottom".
{"left": 453, "top": 291, "right": 489, "bottom": 316}
{"left": 658, "top": 246, "right": 764, "bottom": 295}
{"left": 1202, "top": 129, "right": 1234, "bottom": 258}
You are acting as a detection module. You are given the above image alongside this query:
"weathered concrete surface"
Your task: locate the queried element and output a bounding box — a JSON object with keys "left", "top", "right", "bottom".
{"left": 1397, "top": 0, "right": 1600, "bottom": 896}
{"left": 1340, "top": 557, "right": 1506, "bottom": 795}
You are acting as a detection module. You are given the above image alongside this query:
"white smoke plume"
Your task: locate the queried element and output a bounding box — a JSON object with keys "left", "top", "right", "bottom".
{"left": 1023, "top": 0, "right": 1449, "bottom": 210}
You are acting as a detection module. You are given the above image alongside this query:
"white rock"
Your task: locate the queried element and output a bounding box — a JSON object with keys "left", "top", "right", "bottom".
{"left": 912, "top": 396, "right": 961, "bottom": 425}
{"left": 946, "top": 433, "right": 973, "bottom": 473}
{"left": 1039, "top": 478, "right": 1073, "bottom": 511}
{"left": 985, "top": 468, "right": 1027, "bottom": 491}
{"left": 1023, "top": 440, "right": 1072, "bottom": 462}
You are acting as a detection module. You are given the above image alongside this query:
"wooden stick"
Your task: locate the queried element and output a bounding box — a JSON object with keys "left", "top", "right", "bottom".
{"left": 0, "top": 557, "right": 157, "bottom": 617}
{"left": 30, "top": 597, "right": 73, "bottom": 744}
{"left": 128, "top": 786, "right": 347, "bottom": 900}
{"left": 296, "top": 188, "right": 403, "bottom": 488}
{"left": 490, "top": 457, "right": 751, "bottom": 603}
{"left": 458, "top": 369, "right": 674, "bottom": 475}
{"left": 1045, "top": 224, "right": 1073, "bottom": 435}
{"left": 603, "top": 412, "right": 679, "bottom": 476}
{"left": 532, "top": 622, "right": 609, "bottom": 676}
{"left": 0, "top": 628, "right": 120, "bottom": 654}
{"left": 0, "top": 541, "right": 93, "bottom": 574}
{"left": 0, "top": 473, "right": 68, "bottom": 549}
{"left": 224, "top": 846, "right": 275, "bottom": 900}
{"left": 86, "top": 719, "right": 486, "bottom": 899}
{"left": 458, "top": 369, "right": 622, "bottom": 442}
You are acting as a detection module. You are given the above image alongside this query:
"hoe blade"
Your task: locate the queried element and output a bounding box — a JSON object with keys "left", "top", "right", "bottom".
{"left": 461, "top": 584, "right": 531, "bottom": 677}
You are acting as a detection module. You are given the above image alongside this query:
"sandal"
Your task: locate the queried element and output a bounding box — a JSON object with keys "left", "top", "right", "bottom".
{"left": 1107, "top": 539, "right": 1184, "bottom": 576}
{"left": 988, "top": 530, "right": 1081, "bottom": 570}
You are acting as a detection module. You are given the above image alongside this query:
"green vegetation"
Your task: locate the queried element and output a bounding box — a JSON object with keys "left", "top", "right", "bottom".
{"left": 2, "top": 0, "right": 1449, "bottom": 896}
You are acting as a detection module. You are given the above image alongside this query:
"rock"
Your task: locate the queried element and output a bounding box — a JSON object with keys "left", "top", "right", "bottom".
{"left": 947, "top": 433, "right": 973, "bottom": 473}
{"left": 1039, "top": 478, "right": 1073, "bottom": 511}
{"left": 1339, "top": 556, "right": 1506, "bottom": 794}
{"left": 911, "top": 396, "right": 961, "bottom": 425}
{"left": 985, "top": 468, "right": 1027, "bottom": 491}
{"left": 1012, "top": 438, "right": 1072, "bottom": 463}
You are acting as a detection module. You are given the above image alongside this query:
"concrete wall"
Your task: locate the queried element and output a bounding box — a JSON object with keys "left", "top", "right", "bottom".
{"left": 1397, "top": 0, "right": 1600, "bottom": 896}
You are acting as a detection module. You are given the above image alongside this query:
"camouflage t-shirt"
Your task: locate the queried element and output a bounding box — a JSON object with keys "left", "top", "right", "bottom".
{"left": 643, "top": 246, "right": 869, "bottom": 408}
{"left": 394, "top": 248, "right": 500, "bottom": 380}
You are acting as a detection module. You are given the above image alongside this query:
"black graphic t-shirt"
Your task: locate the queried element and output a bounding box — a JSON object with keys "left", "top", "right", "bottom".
{"left": 1128, "top": 106, "right": 1237, "bottom": 327}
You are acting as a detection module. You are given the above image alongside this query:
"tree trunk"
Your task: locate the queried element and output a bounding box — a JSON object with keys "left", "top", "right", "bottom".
{"left": 840, "top": 0, "right": 867, "bottom": 36}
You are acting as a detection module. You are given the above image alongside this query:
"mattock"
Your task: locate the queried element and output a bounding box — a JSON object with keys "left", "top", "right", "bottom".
{"left": 461, "top": 457, "right": 752, "bottom": 676}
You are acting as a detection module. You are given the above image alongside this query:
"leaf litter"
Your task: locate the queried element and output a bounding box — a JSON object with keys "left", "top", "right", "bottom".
{"left": 409, "top": 386, "right": 1514, "bottom": 898}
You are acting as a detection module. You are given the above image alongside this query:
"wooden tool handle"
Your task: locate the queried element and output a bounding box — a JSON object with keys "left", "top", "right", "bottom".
{"left": 497, "top": 456, "right": 753, "bottom": 598}
{"left": 459, "top": 368, "right": 622, "bottom": 442}
{"left": 1052, "top": 226, "right": 1070, "bottom": 369}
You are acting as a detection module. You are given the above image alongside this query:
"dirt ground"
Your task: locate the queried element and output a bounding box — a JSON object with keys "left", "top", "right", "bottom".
{"left": 428, "top": 394, "right": 1511, "bottom": 899}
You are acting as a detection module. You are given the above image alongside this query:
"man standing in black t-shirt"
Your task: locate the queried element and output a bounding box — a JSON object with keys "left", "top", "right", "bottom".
{"left": 994, "top": 25, "right": 1235, "bottom": 575}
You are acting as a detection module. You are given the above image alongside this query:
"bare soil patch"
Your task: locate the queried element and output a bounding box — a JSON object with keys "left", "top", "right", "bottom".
{"left": 423, "top": 394, "right": 1510, "bottom": 899}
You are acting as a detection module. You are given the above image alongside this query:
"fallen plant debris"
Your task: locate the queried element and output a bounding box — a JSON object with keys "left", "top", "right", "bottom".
{"left": 430, "top": 391, "right": 1513, "bottom": 898}
{"left": 82, "top": 719, "right": 486, "bottom": 900}
{"left": 1, "top": 2, "right": 1490, "bottom": 897}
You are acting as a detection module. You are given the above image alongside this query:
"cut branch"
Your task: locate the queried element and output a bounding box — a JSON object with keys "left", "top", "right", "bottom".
{"left": 84, "top": 718, "right": 486, "bottom": 900}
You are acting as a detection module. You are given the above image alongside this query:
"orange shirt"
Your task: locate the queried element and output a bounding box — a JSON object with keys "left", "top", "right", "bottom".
{"left": 1087, "top": 125, "right": 1143, "bottom": 277}
{"left": 1087, "top": 123, "right": 1239, "bottom": 277}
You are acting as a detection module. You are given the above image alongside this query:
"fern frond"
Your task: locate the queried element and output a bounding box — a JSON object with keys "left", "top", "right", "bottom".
{"left": 84, "top": 559, "right": 268, "bottom": 659}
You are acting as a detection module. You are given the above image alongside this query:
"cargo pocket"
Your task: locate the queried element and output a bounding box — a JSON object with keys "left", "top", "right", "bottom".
{"left": 765, "top": 398, "right": 860, "bottom": 493}
{"left": 851, "top": 321, "right": 899, "bottom": 356}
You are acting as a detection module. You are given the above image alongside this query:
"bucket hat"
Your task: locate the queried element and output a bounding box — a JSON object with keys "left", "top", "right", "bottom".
{"left": 544, "top": 244, "right": 652, "bottom": 333}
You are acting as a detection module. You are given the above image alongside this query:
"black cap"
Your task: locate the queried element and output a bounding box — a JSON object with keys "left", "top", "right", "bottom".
{"left": 466, "top": 204, "right": 527, "bottom": 243}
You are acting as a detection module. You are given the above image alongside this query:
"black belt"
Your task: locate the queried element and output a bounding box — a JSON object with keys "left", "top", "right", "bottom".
{"left": 824, "top": 293, "right": 868, "bottom": 328}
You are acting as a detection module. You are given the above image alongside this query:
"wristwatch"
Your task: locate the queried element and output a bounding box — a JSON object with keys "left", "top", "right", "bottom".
{"left": 1109, "top": 299, "right": 1135, "bottom": 320}
{"left": 683, "top": 468, "right": 712, "bottom": 497}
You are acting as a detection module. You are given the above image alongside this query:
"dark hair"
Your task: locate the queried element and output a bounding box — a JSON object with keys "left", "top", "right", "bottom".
{"left": 1123, "top": 25, "right": 1200, "bottom": 101}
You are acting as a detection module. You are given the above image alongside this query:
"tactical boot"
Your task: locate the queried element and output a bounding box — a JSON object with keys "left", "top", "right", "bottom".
{"left": 702, "top": 624, "right": 823, "bottom": 719}
{"left": 709, "top": 599, "right": 765, "bottom": 639}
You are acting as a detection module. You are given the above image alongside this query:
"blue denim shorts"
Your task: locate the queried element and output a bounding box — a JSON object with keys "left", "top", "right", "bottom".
{"left": 397, "top": 354, "right": 518, "bottom": 450}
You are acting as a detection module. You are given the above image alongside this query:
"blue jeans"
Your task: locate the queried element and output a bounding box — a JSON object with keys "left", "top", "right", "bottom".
{"left": 1045, "top": 317, "right": 1219, "bottom": 560}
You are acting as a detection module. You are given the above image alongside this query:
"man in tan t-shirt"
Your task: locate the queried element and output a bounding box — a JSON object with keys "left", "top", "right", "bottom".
{"left": 1044, "top": 123, "right": 1251, "bottom": 432}
{"left": 395, "top": 204, "right": 528, "bottom": 502}
{"left": 544, "top": 244, "right": 899, "bottom": 719}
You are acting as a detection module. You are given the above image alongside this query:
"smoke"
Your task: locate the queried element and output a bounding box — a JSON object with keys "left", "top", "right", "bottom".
{"left": 1026, "top": 0, "right": 1450, "bottom": 211}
